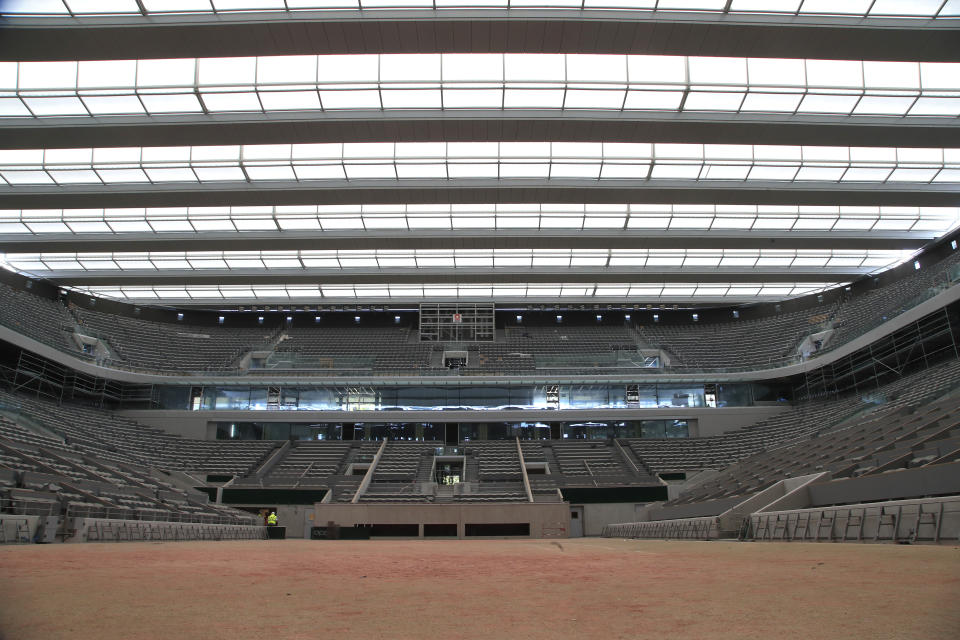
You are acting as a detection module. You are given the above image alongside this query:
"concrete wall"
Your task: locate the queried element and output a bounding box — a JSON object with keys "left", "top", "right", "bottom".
{"left": 117, "top": 413, "right": 212, "bottom": 440}
{"left": 311, "top": 502, "right": 569, "bottom": 539}
{"left": 577, "top": 503, "right": 648, "bottom": 537}
{"left": 808, "top": 462, "right": 960, "bottom": 507}
{"left": 277, "top": 505, "right": 311, "bottom": 539}
{"left": 645, "top": 495, "right": 744, "bottom": 521}
{"left": 689, "top": 406, "right": 787, "bottom": 437}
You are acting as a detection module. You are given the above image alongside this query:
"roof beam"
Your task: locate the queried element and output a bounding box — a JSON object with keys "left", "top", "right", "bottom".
{"left": 2, "top": 179, "right": 957, "bottom": 209}
{"left": 0, "top": 230, "right": 930, "bottom": 254}
{"left": 4, "top": 111, "right": 957, "bottom": 150}
{"left": 3, "top": 11, "right": 959, "bottom": 61}
{"left": 41, "top": 268, "right": 860, "bottom": 286}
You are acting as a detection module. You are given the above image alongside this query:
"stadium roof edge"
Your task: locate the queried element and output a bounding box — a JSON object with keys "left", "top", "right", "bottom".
{"left": 2, "top": 180, "right": 957, "bottom": 209}
{"left": 3, "top": 111, "right": 958, "bottom": 151}
{"left": 35, "top": 268, "right": 861, "bottom": 287}
{"left": 0, "top": 230, "right": 928, "bottom": 254}
{"left": 3, "top": 11, "right": 960, "bottom": 61}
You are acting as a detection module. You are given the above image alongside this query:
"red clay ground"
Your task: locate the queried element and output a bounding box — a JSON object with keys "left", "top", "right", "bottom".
{"left": 1, "top": 538, "right": 958, "bottom": 640}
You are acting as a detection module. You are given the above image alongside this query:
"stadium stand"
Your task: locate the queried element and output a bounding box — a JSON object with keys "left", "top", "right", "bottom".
{"left": 71, "top": 306, "right": 278, "bottom": 372}
{"left": 637, "top": 249, "right": 960, "bottom": 370}
{"left": 0, "top": 283, "right": 79, "bottom": 355}
{"left": 1, "top": 258, "right": 957, "bottom": 378}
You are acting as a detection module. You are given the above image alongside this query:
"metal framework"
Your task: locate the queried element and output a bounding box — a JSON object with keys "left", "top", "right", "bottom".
{"left": 0, "top": 7, "right": 958, "bottom": 306}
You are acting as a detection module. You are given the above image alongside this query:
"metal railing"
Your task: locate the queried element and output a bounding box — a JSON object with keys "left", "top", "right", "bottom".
{"left": 64, "top": 503, "right": 259, "bottom": 526}
{"left": 602, "top": 516, "right": 719, "bottom": 540}
{"left": 745, "top": 496, "right": 960, "bottom": 544}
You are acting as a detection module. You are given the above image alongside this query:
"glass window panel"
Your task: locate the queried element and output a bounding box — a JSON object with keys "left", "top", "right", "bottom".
{"left": 145, "top": 168, "right": 197, "bottom": 182}
{"left": 19, "top": 61, "right": 77, "bottom": 90}
{"left": 97, "top": 169, "right": 149, "bottom": 182}
{"left": 567, "top": 54, "right": 626, "bottom": 83}
{"left": 82, "top": 95, "right": 146, "bottom": 115}
{"left": 740, "top": 92, "right": 802, "bottom": 112}
{"left": 504, "top": 54, "right": 565, "bottom": 82}
{"left": 841, "top": 168, "right": 893, "bottom": 182}
{"left": 628, "top": 56, "right": 686, "bottom": 84}
{"left": 2, "top": 0, "right": 69, "bottom": 14}
{"left": 799, "top": 0, "right": 871, "bottom": 14}
{"left": 807, "top": 59, "right": 863, "bottom": 88}
{"left": 256, "top": 55, "right": 317, "bottom": 84}
{"left": 381, "top": 89, "right": 442, "bottom": 109}
{"left": 688, "top": 57, "right": 747, "bottom": 85}
{"left": 500, "top": 163, "right": 550, "bottom": 178}
{"left": 345, "top": 164, "right": 396, "bottom": 179}
{"left": 244, "top": 165, "right": 296, "bottom": 180}
{"left": 503, "top": 89, "right": 565, "bottom": 108}
{"left": 651, "top": 165, "right": 702, "bottom": 179}
{"left": 623, "top": 90, "right": 685, "bottom": 110}
{"left": 443, "top": 54, "right": 503, "bottom": 81}
{"left": 658, "top": 0, "right": 727, "bottom": 9}
{"left": 853, "top": 96, "right": 915, "bottom": 115}
{"left": 863, "top": 61, "right": 920, "bottom": 89}
{"left": 871, "top": 0, "right": 942, "bottom": 16}
{"left": 258, "top": 90, "right": 322, "bottom": 110}
{"left": 564, "top": 90, "right": 626, "bottom": 109}
{"left": 933, "top": 170, "right": 960, "bottom": 183}
{"left": 888, "top": 168, "right": 938, "bottom": 182}
{"left": 381, "top": 54, "right": 441, "bottom": 82}
{"left": 795, "top": 167, "right": 846, "bottom": 181}
{"left": 443, "top": 89, "right": 503, "bottom": 108}
{"left": 198, "top": 57, "right": 256, "bottom": 86}
{"left": 78, "top": 60, "right": 137, "bottom": 88}
{"left": 137, "top": 59, "right": 196, "bottom": 87}
{"left": 909, "top": 98, "right": 960, "bottom": 117}
{"left": 747, "top": 58, "right": 805, "bottom": 86}
{"left": 294, "top": 165, "right": 346, "bottom": 180}
{"left": 551, "top": 163, "right": 601, "bottom": 178}
{"left": 920, "top": 63, "right": 960, "bottom": 90}
{"left": 194, "top": 167, "right": 245, "bottom": 181}
{"left": 200, "top": 92, "right": 261, "bottom": 111}
{"left": 140, "top": 93, "right": 204, "bottom": 113}
{"left": 747, "top": 166, "right": 799, "bottom": 181}
{"left": 23, "top": 97, "right": 88, "bottom": 116}
{"left": 683, "top": 91, "right": 745, "bottom": 111}
{"left": 2, "top": 171, "right": 55, "bottom": 185}
{"left": 0, "top": 99, "right": 31, "bottom": 117}
{"left": 317, "top": 55, "right": 379, "bottom": 83}
{"left": 796, "top": 94, "right": 860, "bottom": 114}
{"left": 397, "top": 164, "right": 447, "bottom": 178}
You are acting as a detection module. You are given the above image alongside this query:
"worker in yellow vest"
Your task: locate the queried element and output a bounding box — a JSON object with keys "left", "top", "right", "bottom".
{"left": 267, "top": 512, "right": 278, "bottom": 527}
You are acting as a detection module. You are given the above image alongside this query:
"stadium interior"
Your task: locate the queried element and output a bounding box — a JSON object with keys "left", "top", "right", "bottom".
{"left": 0, "top": 0, "right": 959, "bottom": 554}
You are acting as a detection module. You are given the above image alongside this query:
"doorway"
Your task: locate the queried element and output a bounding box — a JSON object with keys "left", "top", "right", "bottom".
{"left": 569, "top": 506, "right": 584, "bottom": 538}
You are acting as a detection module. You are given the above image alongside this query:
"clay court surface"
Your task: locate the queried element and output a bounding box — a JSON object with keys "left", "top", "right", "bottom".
{"left": 1, "top": 538, "right": 958, "bottom": 640}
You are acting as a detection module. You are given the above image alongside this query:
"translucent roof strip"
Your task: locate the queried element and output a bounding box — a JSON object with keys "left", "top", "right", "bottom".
{"left": 1, "top": 248, "right": 914, "bottom": 274}
{"left": 69, "top": 282, "right": 848, "bottom": 304}
{"left": 4, "top": 0, "right": 958, "bottom": 19}
{"left": 3, "top": 55, "right": 959, "bottom": 119}
{"left": 2, "top": 204, "right": 957, "bottom": 236}
{"left": 2, "top": 142, "right": 959, "bottom": 186}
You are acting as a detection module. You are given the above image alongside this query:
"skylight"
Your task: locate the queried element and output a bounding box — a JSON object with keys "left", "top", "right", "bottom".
{"left": 70, "top": 281, "right": 848, "bottom": 304}
{"left": 2, "top": 143, "right": 957, "bottom": 186}
{"left": 3, "top": 55, "right": 958, "bottom": 118}
{"left": 2, "top": 205, "right": 956, "bottom": 236}
{"left": 1, "top": 249, "right": 912, "bottom": 275}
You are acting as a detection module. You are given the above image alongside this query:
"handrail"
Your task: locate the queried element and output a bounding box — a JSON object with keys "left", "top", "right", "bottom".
{"left": 352, "top": 439, "right": 387, "bottom": 504}
{"left": 515, "top": 437, "right": 534, "bottom": 503}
